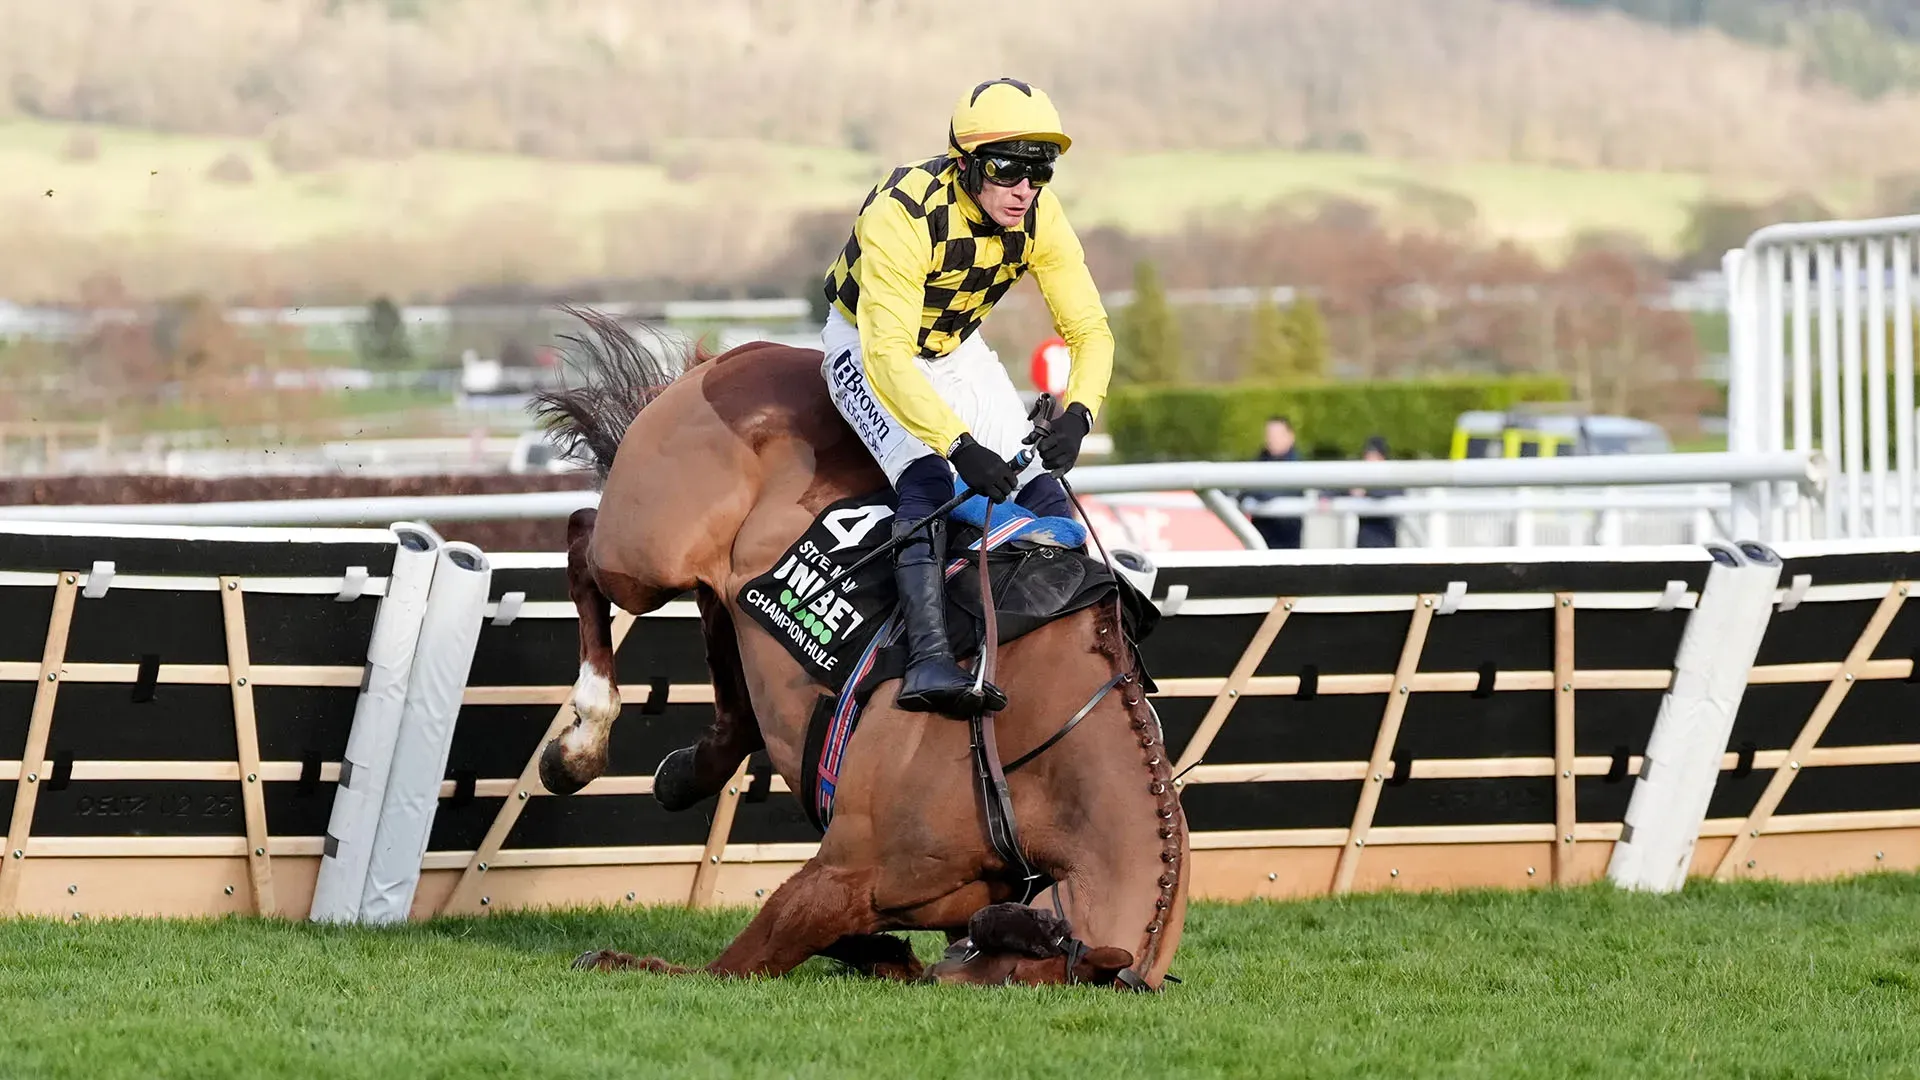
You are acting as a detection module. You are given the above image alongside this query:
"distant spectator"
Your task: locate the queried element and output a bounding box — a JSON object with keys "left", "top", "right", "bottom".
{"left": 1242, "top": 415, "right": 1302, "bottom": 549}
{"left": 1351, "top": 435, "right": 1401, "bottom": 548}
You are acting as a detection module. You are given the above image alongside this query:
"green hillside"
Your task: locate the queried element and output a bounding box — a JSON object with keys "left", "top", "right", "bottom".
{"left": 0, "top": 118, "right": 1827, "bottom": 302}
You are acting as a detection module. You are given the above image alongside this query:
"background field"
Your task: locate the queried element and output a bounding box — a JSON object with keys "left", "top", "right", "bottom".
{"left": 4, "top": 874, "right": 1919, "bottom": 1079}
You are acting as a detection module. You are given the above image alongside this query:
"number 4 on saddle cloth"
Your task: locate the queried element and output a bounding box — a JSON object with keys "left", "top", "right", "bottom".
{"left": 733, "top": 489, "right": 1161, "bottom": 831}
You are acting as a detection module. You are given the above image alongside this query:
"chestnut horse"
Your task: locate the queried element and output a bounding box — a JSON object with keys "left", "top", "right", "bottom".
{"left": 530, "top": 311, "right": 1188, "bottom": 989}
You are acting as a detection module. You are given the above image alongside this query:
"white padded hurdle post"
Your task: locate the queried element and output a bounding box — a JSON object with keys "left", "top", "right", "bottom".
{"left": 359, "top": 541, "right": 492, "bottom": 924}
{"left": 309, "top": 522, "right": 443, "bottom": 924}
{"left": 1607, "top": 541, "right": 1782, "bottom": 892}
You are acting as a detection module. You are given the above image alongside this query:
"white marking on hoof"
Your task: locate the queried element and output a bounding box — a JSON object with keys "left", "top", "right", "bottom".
{"left": 568, "top": 662, "right": 622, "bottom": 750}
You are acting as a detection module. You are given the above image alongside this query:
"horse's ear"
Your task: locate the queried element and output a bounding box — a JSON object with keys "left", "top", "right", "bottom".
{"left": 1076, "top": 946, "right": 1136, "bottom": 982}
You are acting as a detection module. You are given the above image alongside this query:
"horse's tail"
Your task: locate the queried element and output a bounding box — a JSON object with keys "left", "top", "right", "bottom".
{"left": 531, "top": 304, "right": 714, "bottom": 484}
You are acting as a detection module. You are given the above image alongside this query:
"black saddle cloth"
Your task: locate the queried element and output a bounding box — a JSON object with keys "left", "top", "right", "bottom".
{"left": 733, "top": 490, "right": 1160, "bottom": 701}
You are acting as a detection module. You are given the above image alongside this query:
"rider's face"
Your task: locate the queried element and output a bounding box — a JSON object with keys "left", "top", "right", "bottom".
{"left": 975, "top": 176, "right": 1036, "bottom": 228}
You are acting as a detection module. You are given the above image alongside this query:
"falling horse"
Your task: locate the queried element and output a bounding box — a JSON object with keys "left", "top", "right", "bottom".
{"left": 530, "top": 310, "right": 1188, "bottom": 989}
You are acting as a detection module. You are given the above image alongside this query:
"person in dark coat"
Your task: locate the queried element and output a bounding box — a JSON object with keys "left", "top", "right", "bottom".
{"left": 1242, "top": 415, "right": 1302, "bottom": 549}
{"left": 1352, "top": 435, "right": 1400, "bottom": 548}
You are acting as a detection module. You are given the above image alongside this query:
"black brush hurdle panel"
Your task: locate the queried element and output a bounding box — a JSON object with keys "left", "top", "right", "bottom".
{"left": 1180, "top": 779, "right": 1361, "bottom": 832}
{"left": 428, "top": 797, "right": 508, "bottom": 851}
{"left": 1869, "top": 599, "right": 1920, "bottom": 663}
{"left": 1706, "top": 768, "right": 1778, "bottom": 820}
{"left": 612, "top": 621, "right": 714, "bottom": 688}
{"left": 1157, "top": 694, "right": 1387, "bottom": 765}
{"left": 1374, "top": 777, "right": 1557, "bottom": 827}
{"left": 1818, "top": 680, "right": 1920, "bottom": 746}
{"left": 443, "top": 705, "right": 563, "bottom": 780}
{"left": 243, "top": 594, "right": 383, "bottom": 666}
{"left": 0, "top": 683, "right": 36, "bottom": 759}
{"left": 1136, "top": 613, "right": 1268, "bottom": 679}
{"left": 1395, "top": 691, "right": 1556, "bottom": 760}
{"left": 1727, "top": 684, "right": 1828, "bottom": 752}
{"left": 1572, "top": 610, "right": 1693, "bottom": 671}
{"left": 0, "top": 585, "right": 56, "bottom": 663}
{"left": 1755, "top": 601, "right": 1881, "bottom": 667}
{"left": 0, "top": 526, "right": 396, "bottom": 579}
{"left": 45, "top": 684, "right": 237, "bottom": 761}
{"left": 1777, "top": 763, "right": 1920, "bottom": 815}
{"left": 265, "top": 780, "right": 338, "bottom": 837}
{"left": 253, "top": 687, "right": 362, "bottom": 762}
{"left": 1571, "top": 690, "right": 1667, "bottom": 758}
{"left": 505, "top": 794, "right": 716, "bottom": 849}
{"left": 31, "top": 780, "right": 245, "bottom": 836}
{"left": 443, "top": 702, "right": 712, "bottom": 781}
{"left": 63, "top": 589, "right": 228, "bottom": 665}
{"left": 487, "top": 565, "right": 571, "bottom": 604}
{"left": 1151, "top": 552, "right": 1711, "bottom": 601}
{"left": 466, "top": 617, "right": 712, "bottom": 687}
{"left": 1576, "top": 773, "right": 1644, "bottom": 826}
{"left": 1260, "top": 611, "right": 1416, "bottom": 676}
{"left": 1416, "top": 610, "right": 1556, "bottom": 675}
{"left": 731, "top": 798, "right": 831, "bottom": 846}
{"left": 1770, "top": 544, "right": 1920, "bottom": 587}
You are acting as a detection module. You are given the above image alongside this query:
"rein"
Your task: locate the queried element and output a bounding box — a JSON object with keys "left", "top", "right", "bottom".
{"left": 954, "top": 416, "right": 1178, "bottom": 991}
{"left": 968, "top": 527, "right": 1043, "bottom": 904}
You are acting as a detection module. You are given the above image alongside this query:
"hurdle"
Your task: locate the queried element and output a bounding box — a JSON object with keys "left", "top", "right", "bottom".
{"left": 2, "top": 521, "right": 1916, "bottom": 919}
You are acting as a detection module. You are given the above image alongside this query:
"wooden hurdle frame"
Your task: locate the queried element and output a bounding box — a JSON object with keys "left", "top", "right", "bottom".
{"left": 3, "top": 527, "right": 1918, "bottom": 921}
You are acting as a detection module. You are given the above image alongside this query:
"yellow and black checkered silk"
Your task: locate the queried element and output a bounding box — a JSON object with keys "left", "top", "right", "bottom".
{"left": 824, "top": 157, "right": 1035, "bottom": 360}
{"left": 821, "top": 153, "right": 1114, "bottom": 454}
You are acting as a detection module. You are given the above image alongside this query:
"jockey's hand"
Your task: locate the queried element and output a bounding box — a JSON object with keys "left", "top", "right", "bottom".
{"left": 949, "top": 433, "right": 1019, "bottom": 501}
{"left": 1037, "top": 402, "right": 1093, "bottom": 473}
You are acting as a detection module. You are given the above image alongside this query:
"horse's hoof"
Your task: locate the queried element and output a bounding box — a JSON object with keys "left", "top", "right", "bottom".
{"left": 539, "top": 739, "right": 591, "bottom": 796}
{"left": 573, "top": 949, "right": 635, "bottom": 971}
{"left": 651, "top": 746, "right": 706, "bottom": 812}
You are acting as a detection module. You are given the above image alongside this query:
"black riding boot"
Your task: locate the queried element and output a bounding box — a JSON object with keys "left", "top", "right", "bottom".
{"left": 893, "top": 517, "right": 1007, "bottom": 717}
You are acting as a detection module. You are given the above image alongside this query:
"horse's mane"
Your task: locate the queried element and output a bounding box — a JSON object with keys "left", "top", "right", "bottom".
{"left": 531, "top": 304, "right": 718, "bottom": 484}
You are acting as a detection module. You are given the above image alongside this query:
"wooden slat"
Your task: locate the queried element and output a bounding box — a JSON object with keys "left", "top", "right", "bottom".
{"left": 461, "top": 682, "right": 717, "bottom": 706}
{"left": 1553, "top": 593, "right": 1577, "bottom": 884}
{"left": 439, "top": 610, "right": 638, "bottom": 916}
{"left": 1748, "top": 658, "right": 1913, "bottom": 684}
{"left": 1150, "top": 667, "right": 1672, "bottom": 699}
{"left": 20, "top": 663, "right": 365, "bottom": 687}
{"left": 1331, "top": 594, "right": 1437, "bottom": 894}
{"left": 423, "top": 839, "right": 824, "bottom": 871}
{"left": 219, "top": 577, "right": 276, "bottom": 916}
{"left": 1714, "top": 581, "right": 1911, "bottom": 880}
{"left": 25, "top": 836, "right": 328, "bottom": 858}
{"left": 0, "top": 574, "right": 79, "bottom": 913}
{"left": 1169, "top": 599, "right": 1292, "bottom": 776}
{"left": 687, "top": 757, "right": 752, "bottom": 907}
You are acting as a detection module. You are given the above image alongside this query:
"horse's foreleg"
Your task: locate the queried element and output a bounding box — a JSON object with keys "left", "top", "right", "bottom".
{"left": 574, "top": 859, "right": 879, "bottom": 980}
{"left": 817, "top": 933, "right": 924, "bottom": 981}
{"left": 653, "top": 586, "right": 765, "bottom": 811}
{"left": 543, "top": 508, "right": 625, "bottom": 796}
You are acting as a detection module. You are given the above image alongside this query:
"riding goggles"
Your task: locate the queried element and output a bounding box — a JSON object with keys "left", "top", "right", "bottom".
{"left": 979, "top": 154, "right": 1055, "bottom": 189}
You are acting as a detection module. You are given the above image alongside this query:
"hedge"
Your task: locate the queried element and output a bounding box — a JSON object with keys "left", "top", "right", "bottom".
{"left": 1102, "top": 376, "right": 1572, "bottom": 462}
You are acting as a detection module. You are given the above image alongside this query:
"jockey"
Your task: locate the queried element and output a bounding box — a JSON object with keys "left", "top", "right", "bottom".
{"left": 820, "top": 77, "right": 1114, "bottom": 719}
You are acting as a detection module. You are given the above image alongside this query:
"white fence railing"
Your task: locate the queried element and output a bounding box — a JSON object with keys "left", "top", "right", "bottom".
{"left": 1725, "top": 214, "right": 1920, "bottom": 540}
{"left": 0, "top": 453, "right": 1825, "bottom": 551}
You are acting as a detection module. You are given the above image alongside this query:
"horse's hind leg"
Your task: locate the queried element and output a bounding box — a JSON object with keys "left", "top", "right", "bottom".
{"left": 542, "top": 508, "right": 628, "bottom": 795}
{"left": 652, "top": 586, "right": 765, "bottom": 811}
{"left": 574, "top": 859, "right": 880, "bottom": 979}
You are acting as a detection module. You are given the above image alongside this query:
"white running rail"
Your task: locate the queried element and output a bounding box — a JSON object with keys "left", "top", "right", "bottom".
{"left": 1725, "top": 214, "right": 1920, "bottom": 539}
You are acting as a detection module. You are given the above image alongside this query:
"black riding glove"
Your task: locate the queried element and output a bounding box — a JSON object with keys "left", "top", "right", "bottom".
{"left": 949, "top": 433, "right": 1019, "bottom": 501}
{"left": 1036, "top": 402, "right": 1092, "bottom": 473}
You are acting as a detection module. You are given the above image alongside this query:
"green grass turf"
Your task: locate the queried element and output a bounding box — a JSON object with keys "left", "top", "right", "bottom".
{"left": 4, "top": 874, "right": 1920, "bottom": 1078}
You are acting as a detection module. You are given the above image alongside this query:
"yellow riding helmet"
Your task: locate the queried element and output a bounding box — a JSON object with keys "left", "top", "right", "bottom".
{"left": 948, "top": 78, "right": 1071, "bottom": 157}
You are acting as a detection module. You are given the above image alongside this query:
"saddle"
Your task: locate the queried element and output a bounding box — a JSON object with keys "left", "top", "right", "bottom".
{"left": 734, "top": 489, "right": 1159, "bottom": 831}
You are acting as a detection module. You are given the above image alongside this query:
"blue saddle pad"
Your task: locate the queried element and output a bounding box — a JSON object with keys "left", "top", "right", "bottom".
{"left": 949, "top": 491, "right": 1088, "bottom": 549}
